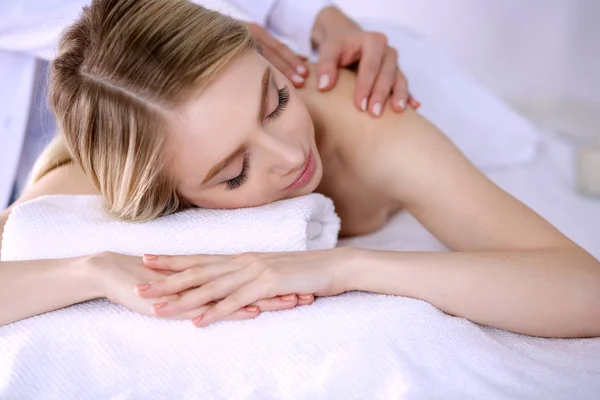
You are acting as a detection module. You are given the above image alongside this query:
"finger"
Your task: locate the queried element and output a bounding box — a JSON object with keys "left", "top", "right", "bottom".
{"left": 366, "top": 47, "right": 398, "bottom": 117}
{"left": 248, "top": 22, "right": 306, "bottom": 78}
{"left": 136, "top": 263, "right": 235, "bottom": 298}
{"left": 142, "top": 253, "right": 227, "bottom": 271}
{"left": 297, "top": 294, "right": 315, "bottom": 306}
{"left": 315, "top": 39, "right": 344, "bottom": 92}
{"left": 355, "top": 32, "right": 388, "bottom": 112}
{"left": 408, "top": 94, "right": 421, "bottom": 110}
{"left": 189, "top": 306, "right": 261, "bottom": 327}
{"left": 252, "top": 294, "right": 299, "bottom": 312}
{"left": 266, "top": 39, "right": 309, "bottom": 78}
{"left": 261, "top": 47, "right": 305, "bottom": 87}
{"left": 167, "top": 304, "right": 210, "bottom": 320}
{"left": 223, "top": 307, "right": 261, "bottom": 321}
{"left": 151, "top": 270, "right": 254, "bottom": 317}
{"left": 194, "top": 283, "right": 263, "bottom": 327}
{"left": 169, "top": 303, "right": 259, "bottom": 323}
{"left": 390, "top": 69, "right": 409, "bottom": 113}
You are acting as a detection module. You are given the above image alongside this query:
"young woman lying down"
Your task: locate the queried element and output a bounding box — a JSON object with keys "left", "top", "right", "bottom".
{"left": 1, "top": 0, "right": 599, "bottom": 337}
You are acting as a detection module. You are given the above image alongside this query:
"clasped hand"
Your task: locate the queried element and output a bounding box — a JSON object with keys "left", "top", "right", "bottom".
{"left": 134, "top": 248, "right": 351, "bottom": 327}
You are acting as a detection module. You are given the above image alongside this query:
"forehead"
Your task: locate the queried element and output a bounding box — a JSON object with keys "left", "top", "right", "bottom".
{"left": 175, "top": 50, "right": 266, "bottom": 136}
{"left": 167, "top": 51, "right": 266, "bottom": 184}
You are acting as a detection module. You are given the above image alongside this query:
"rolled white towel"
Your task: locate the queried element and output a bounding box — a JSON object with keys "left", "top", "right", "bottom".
{"left": 1, "top": 193, "right": 341, "bottom": 261}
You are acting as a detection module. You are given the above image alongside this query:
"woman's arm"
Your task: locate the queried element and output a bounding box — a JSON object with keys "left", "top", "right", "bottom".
{"left": 137, "top": 242, "right": 600, "bottom": 337}
{"left": 0, "top": 164, "right": 310, "bottom": 325}
{"left": 164, "top": 72, "right": 598, "bottom": 336}
{"left": 344, "top": 248, "right": 600, "bottom": 338}
{"left": 347, "top": 105, "right": 600, "bottom": 337}
{"left": 0, "top": 164, "right": 101, "bottom": 325}
{"left": 0, "top": 255, "right": 102, "bottom": 326}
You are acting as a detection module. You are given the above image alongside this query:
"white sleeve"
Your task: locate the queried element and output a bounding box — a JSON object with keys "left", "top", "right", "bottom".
{"left": 228, "top": 0, "right": 332, "bottom": 56}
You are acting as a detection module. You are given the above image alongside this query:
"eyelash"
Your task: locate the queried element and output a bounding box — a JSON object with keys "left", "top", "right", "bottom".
{"left": 266, "top": 85, "right": 290, "bottom": 120}
{"left": 225, "top": 86, "right": 289, "bottom": 191}
{"left": 226, "top": 153, "right": 250, "bottom": 190}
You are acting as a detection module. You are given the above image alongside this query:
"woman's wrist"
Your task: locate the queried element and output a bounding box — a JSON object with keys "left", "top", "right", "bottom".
{"left": 340, "top": 248, "right": 413, "bottom": 296}
{"left": 336, "top": 246, "right": 381, "bottom": 292}
{"left": 73, "top": 254, "right": 106, "bottom": 300}
{"left": 311, "top": 6, "right": 360, "bottom": 49}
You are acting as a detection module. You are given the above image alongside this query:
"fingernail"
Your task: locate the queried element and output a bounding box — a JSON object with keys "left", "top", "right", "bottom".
{"left": 135, "top": 283, "right": 151, "bottom": 291}
{"left": 143, "top": 254, "right": 158, "bottom": 262}
{"left": 193, "top": 314, "right": 203, "bottom": 325}
{"left": 152, "top": 302, "right": 168, "bottom": 311}
{"left": 373, "top": 102, "right": 382, "bottom": 116}
{"left": 409, "top": 97, "right": 419, "bottom": 108}
{"left": 291, "top": 74, "right": 304, "bottom": 84}
{"left": 245, "top": 306, "right": 259, "bottom": 312}
{"left": 361, "top": 97, "right": 368, "bottom": 112}
{"left": 281, "top": 294, "right": 297, "bottom": 301}
{"left": 296, "top": 65, "right": 307, "bottom": 75}
{"left": 318, "top": 74, "right": 330, "bottom": 90}
{"left": 398, "top": 99, "right": 406, "bottom": 110}
{"left": 298, "top": 294, "right": 312, "bottom": 300}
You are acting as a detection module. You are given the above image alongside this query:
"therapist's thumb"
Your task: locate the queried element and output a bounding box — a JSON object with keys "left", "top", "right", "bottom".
{"left": 316, "top": 41, "right": 342, "bottom": 92}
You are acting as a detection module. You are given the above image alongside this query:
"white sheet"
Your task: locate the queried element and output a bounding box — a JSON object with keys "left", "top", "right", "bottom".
{"left": 1, "top": 136, "right": 599, "bottom": 400}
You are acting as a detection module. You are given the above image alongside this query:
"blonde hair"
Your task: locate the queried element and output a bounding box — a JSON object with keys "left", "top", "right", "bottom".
{"left": 43, "top": 0, "right": 256, "bottom": 221}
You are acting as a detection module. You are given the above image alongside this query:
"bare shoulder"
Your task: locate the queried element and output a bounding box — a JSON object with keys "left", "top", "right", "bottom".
{"left": 1, "top": 163, "right": 98, "bottom": 247}
{"left": 299, "top": 65, "right": 447, "bottom": 187}
{"left": 16, "top": 163, "right": 98, "bottom": 202}
{"left": 299, "top": 66, "right": 573, "bottom": 250}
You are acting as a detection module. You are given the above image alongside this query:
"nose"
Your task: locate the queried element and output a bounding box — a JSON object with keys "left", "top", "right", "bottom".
{"left": 260, "top": 134, "right": 305, "bottom": 175}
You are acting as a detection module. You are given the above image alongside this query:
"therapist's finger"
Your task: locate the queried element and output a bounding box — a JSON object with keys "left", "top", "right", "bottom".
{"left": 408, "top": 94, "right": 421, "bottom": 110}
{"left": 247, "top": 23, "right": 307, "bottom": 85}
{"left": 366, "top": 47, "right": 398, "bottom": 117}
{"left": 390, "top": 69, "right": 409, "bottom": 112}
{"left": 262, "top": 47, "right": 306, "bottom": 88}
{"left": 269, "top": 40, "right": 309, "bottom": 78}
{"left": 315, "top": 39, "right": 345, "bottom": 92}
{"left": 355, "top": 32, "right": 388, "bottom": 112}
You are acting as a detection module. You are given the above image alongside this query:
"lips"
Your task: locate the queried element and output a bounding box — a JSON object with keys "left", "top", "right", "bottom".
{"left": 285, "top": 150, "right": 315, "bottom": 190}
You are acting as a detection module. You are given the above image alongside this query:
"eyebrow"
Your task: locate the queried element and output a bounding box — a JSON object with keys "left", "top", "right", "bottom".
{"left": 201, "top": 67, "right": 271, "bottom": 185}
{"left": 258, "top": 67, "right": 271, "bottom": 123}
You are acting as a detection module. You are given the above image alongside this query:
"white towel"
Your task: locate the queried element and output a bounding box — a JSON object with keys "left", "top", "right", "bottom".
{"left": 1, "top": 193, "right": 341, "bottom": 261}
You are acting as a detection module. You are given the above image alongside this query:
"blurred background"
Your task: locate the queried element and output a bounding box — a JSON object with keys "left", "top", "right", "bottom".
{"left": 334, "top": 0, "right": 600, "bottom": 142}
{"left": 1, "top": 0, "right": 598, "bottom": 253}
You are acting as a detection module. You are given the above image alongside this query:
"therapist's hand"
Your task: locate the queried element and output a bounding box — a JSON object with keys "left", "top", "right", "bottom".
{"left": 246, "top": 22, "right": 309, "bottom": 87}
{"left": 311, "top": 6, "right": 418, "bottom": 117}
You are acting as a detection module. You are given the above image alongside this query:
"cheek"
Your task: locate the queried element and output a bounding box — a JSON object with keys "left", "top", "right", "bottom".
{"left": 288, "top": 98, "right": 314, "bottom": 140}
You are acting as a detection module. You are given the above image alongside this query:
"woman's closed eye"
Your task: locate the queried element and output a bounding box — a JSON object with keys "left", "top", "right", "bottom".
{"left": 225, "top": 85, "right": 289, "bottom": 191}
{"left": 266, "top": 85, "right": 289, "bottom": 120}
{"left": 226, "top": 153, "right": 250, "bottom": 190}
